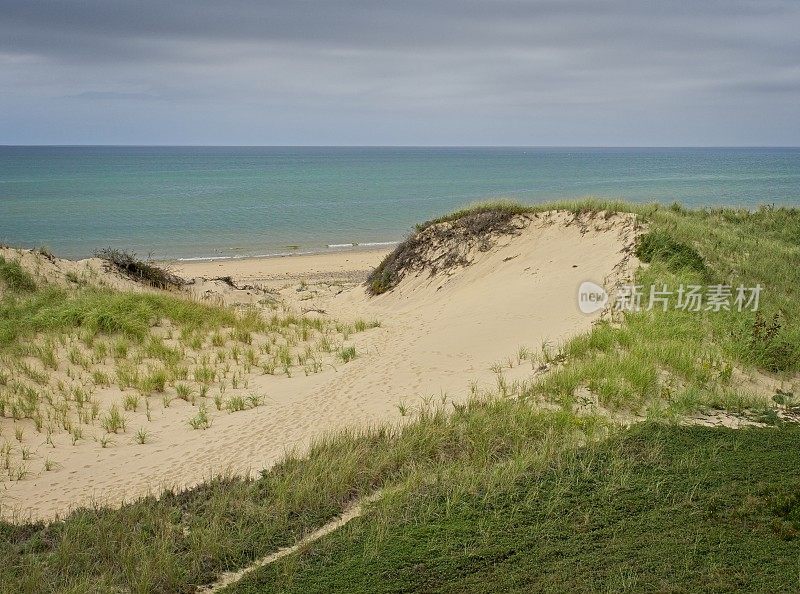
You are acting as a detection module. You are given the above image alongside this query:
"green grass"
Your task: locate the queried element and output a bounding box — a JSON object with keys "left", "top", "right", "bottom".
{"left": 415, "top": 198, "right": 552, "bottom": 230}
{"left": 0, "top": 256, "right": 37, "bottom": 293}
{"left": 634, "top": 227, "right": 708, "bottom": 274}
{"left": 0, "top": 400, "right": 599, "bottom": 593}
{"left": 338, "top": 345, "right": 357, "bottom": 363}
{"left": 227, "top": 423, "right": 800, "bottom": 594}
{"left": 0, "top": 285, "right": 237, "bottom": 349}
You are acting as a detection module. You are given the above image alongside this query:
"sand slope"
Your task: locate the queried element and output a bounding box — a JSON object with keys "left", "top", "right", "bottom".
{"left": 0, "top": 246, "right": 150, "bottom": 293}
{"left": 1, "top": 211, "right": 638, "bottom": 521}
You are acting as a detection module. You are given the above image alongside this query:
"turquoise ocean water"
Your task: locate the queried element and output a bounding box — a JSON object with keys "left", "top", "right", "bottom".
{"left": 1, "top": 146, "right": 798, "bottom": 260}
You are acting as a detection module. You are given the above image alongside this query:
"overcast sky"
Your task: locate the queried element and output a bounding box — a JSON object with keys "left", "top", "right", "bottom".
{"left": 1, "top": 0, "right": 799, "bottom": 145}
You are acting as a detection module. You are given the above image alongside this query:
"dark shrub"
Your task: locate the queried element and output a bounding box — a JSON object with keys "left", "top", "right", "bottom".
{"left": 95, "top": 248, "right": 185, "bottom": 290}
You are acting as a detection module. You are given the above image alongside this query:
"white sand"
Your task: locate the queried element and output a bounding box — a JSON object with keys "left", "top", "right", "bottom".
{"left": 1, "top": 211, "right": 639, "bottom": 521}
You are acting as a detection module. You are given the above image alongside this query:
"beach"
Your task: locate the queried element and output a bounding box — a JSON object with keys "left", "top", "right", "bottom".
{"left": 171, "top": 246, "right": 390, "bottom": 287}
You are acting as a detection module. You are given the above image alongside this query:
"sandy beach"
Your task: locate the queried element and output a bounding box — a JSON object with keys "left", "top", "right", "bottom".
{"left": 172, "top": 247, "right": 390, "bottom": 287}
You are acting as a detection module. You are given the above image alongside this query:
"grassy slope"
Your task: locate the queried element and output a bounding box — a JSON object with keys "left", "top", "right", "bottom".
{"left": 224, "top": 200, "right": 800, "bottom": 592}
{"left": 1, "top": 201, "right": 799, "bottom": 593}
{"left": 228, "top": 424, "right": 800, "bottom": 594}
{"left": 0, "top": 254, "right": 240, "bottom": 350}
{"left": 516, "top": 201, "right": 797, "bottom": 418}
{"left": 0, "top": 400, "right": 605, "bottom": 593}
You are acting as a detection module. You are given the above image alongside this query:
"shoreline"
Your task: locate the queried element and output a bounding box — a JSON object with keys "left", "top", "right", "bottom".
{"left": 162, "top": 241, "right": 400, "bottom": 264}
{"left": 171, "top": 243, "right": 391, "bottom": 284}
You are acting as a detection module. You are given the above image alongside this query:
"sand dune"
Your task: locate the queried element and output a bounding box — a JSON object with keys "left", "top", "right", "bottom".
{"left": 1, "top": 211, "right": 638, "bottom": 521}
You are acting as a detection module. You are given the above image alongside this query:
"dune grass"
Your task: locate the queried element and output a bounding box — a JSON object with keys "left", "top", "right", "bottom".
{"left": 414, "top": 198, "right": 547, "bottom": 230}
{"left": 368, "top": 206, "right": 525, "bottom": 294}
{"left": 0, "top": 254, "right": 376, "bottom": 491}
{"left": 94, "top": 248, "right": 186, "bottom": 290}
{"left": 0, "top": 400, "right": 600, "bottom": 593}
{"left": 0, "top": 200, "right": 798, "bottom": 592}
{"left": 0, "top": 256, "right": 37, "bottom": 293}
{"left": 477, "top": 200, "right": 800, "bottom": 417}
{"left": 0, "top": 284, "right": 236, "bottom": 349}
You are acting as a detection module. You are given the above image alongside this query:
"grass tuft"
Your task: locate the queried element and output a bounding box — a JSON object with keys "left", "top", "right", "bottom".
{"left": 0, "top": 256, "right": 36, "bottom": 292}
{"left": 94, "top": 248, "right": 185, "bottom": 289}
{"left": 635, "top": 228, "right": 707, "bottom": 274}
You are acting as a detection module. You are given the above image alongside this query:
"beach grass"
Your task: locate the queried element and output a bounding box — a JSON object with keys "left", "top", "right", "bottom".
{"left": 93, "top": 248, "right": 186, "bottom": 290}
{"left": 524, "top": 201, "right": 799, "bottom": 419}
{"left": 0, "top": 200, "right": 799, "bottom": 592}
{"left": 0, "top": 284, "right": 236, "bottom": 349}
{"left": 0, "top": 400, "right": 600, "bottom": 593}
{"left": 0, "top": 251, "right": 378, "bottom": 493}
{"left": 0, "top": 256, "right": 37, "bottom": 293}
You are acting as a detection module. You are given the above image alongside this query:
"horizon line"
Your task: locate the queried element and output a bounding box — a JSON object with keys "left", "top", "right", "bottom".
{"left": 2, "top": 144, "right": 799, "bottom": 149}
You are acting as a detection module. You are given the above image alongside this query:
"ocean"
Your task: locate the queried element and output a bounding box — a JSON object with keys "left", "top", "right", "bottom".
{"left": 1, "top": 146, "right": 798, "bottom": 260}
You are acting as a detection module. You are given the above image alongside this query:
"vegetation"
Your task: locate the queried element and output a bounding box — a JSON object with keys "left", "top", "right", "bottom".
{"left": 338, "top": 345, "right": 357, "bottom": 363}
{"left": 0, "top": 256, "right": 37, "bottom": 293}
{"left": 414, "top": 198, "right": 539, "bottom": 230}
{"left": 0, "top": 248, "right": 377, "bottom": 496}
{"left": 634, "top": 228, "right": 707, "bottom": 274}
{"left": 2, "top": 400, "right": 798, "bottom": 592}
{"left": 1, "top": 200, "right": 799, "bottom": 592}
{"left": 228, "top": 423, "right": 800, "bottom": 593}
{"left": 367, "top": 207, "right": 525, "bottom": 294}
{"left": 0, "top": 400, "right": 599, "bottom": 593}
{"left": 0, "top": 284, "right": 235, "bottom": 348}
{"left": 94, "top": 248, "right": 185, "bottom": 289}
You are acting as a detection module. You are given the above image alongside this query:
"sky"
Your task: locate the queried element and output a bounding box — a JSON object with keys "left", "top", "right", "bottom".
{"left": 1, "top": 0, "right": 799, "bottom": 146}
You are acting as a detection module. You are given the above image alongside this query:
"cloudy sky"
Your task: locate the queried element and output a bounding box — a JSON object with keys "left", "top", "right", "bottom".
{"left": 2, "top": 0, "right": 799, "bottom": 145}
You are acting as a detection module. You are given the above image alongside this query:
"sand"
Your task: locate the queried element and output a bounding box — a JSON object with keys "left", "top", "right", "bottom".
{"left": 0, "top": 211, "right": 639, "bottom": 522}
{"left": 173, "top": 247, "right": 388, "bottom": 286}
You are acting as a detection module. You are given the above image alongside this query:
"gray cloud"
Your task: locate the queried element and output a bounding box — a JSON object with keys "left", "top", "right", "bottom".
{"left": 1, "top": 0, "right": 798, "bottom": 144}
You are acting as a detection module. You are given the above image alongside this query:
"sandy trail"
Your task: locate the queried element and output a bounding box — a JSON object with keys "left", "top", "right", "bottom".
{"left": 201, "top": 491, "right": 383, "bottom": 593}
{"left": 1, "top": 211, "right": 638, "bottom": 522}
